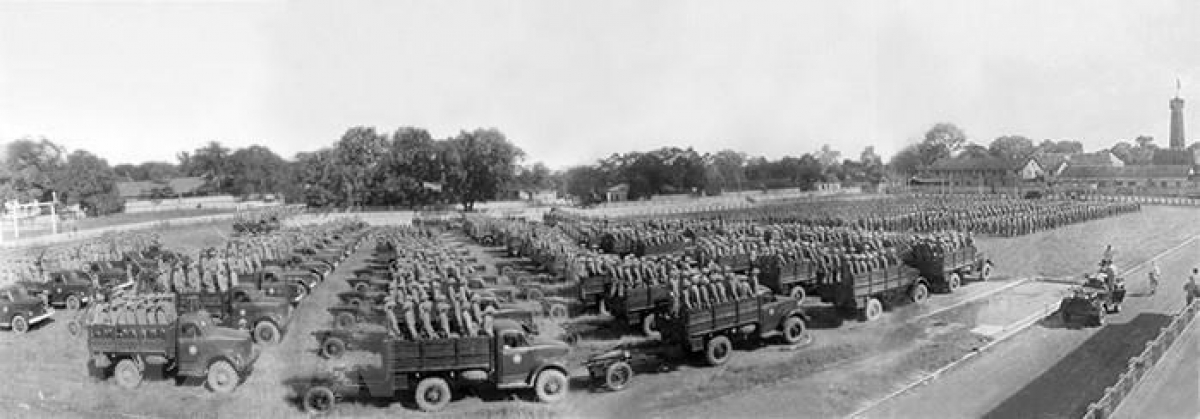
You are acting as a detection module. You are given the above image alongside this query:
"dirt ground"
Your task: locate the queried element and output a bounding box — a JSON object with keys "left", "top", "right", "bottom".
{"left": 1, "top": 205, "right": 1198, "bottom": 418}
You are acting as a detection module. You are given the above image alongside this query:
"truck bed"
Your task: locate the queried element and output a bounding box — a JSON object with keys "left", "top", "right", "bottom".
{"left": 88, "top": 324, "right": 174, "bottom": 354}
{"left": 383, "top": 336, "right": 493, "bottom": 373}
{"left": 606, "top": 285, "right": 671, "bottom": 319}
{"left": 818, "top": 264, "right": 921, "bottom": 308}
{"left": 673, "top": 296, "right": 765, "bottom": 337}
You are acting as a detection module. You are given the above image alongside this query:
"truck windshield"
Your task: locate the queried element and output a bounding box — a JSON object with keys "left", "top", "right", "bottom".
{"left": 502, "top": 332, "right": 527, "bottom": 348}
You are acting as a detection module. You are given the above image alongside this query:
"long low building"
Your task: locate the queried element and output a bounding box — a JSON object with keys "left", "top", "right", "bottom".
{"left": 1055, "top": 165, "right": 1198, "bottom": 195}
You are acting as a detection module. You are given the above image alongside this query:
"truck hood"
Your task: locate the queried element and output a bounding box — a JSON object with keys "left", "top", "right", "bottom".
{"left": 207, "top": 327, "right": 254, "bottom": 342}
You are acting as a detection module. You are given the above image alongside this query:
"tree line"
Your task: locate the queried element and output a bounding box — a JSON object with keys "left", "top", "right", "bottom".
{"left": 5, "top": 122, "right": 1196, "bottom": 216}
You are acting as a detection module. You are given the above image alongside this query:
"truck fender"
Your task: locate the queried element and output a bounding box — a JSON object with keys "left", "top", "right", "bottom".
{"left": 525, "top": 362, "right": 569, "bottom": 386}
{"left": 784, "top": 308, "right": 810, "bottom": 323}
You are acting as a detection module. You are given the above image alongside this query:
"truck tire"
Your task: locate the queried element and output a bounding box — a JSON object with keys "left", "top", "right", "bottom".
{"left": 781, "top": 316, "right": 808, "bottom": 345}
{"left": 294, "top": 284, "right": 309, "bottom": 301}
{"left": 704, "top": 336, "right": 733, "bottom": 366}
{"left": 861, "top": 298, "right": 883, "bottom": 322}
{"left": 525, "top": 288, "right": 544, "bottom": 301}
{"left": 254, "top": 321, "right": 281, "bottom": 345}
{"left": 335, "top": 312, "right": 357, "bottom": 330}
{"left": 348, "top": 297, "right": 363, "bottom": 307}
{"left": 604, "top": 361, "right": 633, "bottom": 392}
{"left": 10, "top": 315, "right": 28, "bottom": 334}
{"left": 354, "top": 282, "right": 369, "bottom": 293}
{"left": 980, "top": 263, "right": 993, "bottom": 281}
{"left": 909, "top": 282, "right": 929, "bottom": 304}
{"left": 114, "top": 359, "right": 142, "bottom": 389}
{"left": 789, "top": 287, "right": 807, "bottom": 303}
{"left": 321, "top": 337, "right": 347, "bottom": 359}
{"left": 641, "top": 313, "right": 659, "bottom": 338}
{"left": 67, "top": 319, "right": 82, "bottom": 338}
{"left": 414, "top": 376, "right": 452, "bottom": 412}
{"left": 303, "top": 386, "right": 336, "bottom": 415}
{"left": 548, "top": 303, "right": 569, "bottom": 320}
{"left": 533, "top": 369, "right": 569, "bottom": 403}
{"left": 206, "top": 360, "right": 240, "bottom": 393}
{"left": 946, "top": 273, "right": 962, "bottom": 293}
{"left": 66, "top": 295, "right": 82, "bottom": 310}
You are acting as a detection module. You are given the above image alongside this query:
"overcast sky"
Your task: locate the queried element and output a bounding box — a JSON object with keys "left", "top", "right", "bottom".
{"left": 2, "top": 0, "right": 1198, "bottom": 169}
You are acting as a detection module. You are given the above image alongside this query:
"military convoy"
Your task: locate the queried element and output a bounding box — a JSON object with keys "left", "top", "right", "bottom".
{"left": 176, "top": 290, "right": 292, "bottom": 344}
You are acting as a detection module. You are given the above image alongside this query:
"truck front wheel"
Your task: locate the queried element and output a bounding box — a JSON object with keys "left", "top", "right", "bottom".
{"left": 861, "top": 298, "right": 883, "bottom": 322}
{"left": 335, "top": 312, "right": 357, "bottom": 330}
{"left": 254, "top": 321, "right": 281, "bottom": 345}
{"left": 641, "top": 313, "right": 658, "bottom": 337}
{"left": 321, "top": 337, "right": 347, "bottom": 359}
{"left": 604, "top": 362, "right": 633, "bottom": 392}
{"left": 704, "top": 336, "right": 733, "bottom": 366}
{"left": 414, "top": 376, "right": 452, "bottom": 412}
{"left": 303, "top": 386, "right": 336, "bottom": 415}
{"left": 114, "top": 359, "right": 142, "bottom": 389}
{"left": 10, "top": 315, "right": 28, "bottom": 334}
{"left": 534, "top": 369, "right": 569, "bottom": 403}
{"left": 206, "top": 360, "right": 240, "bottom": 393}
{"left": 781, "top": 316, "right": 808, "bottom": 345}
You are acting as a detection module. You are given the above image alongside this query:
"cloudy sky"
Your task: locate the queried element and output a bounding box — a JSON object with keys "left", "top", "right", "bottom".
{"left": 1, "top": 0, "right": 1198, "bottom": 169}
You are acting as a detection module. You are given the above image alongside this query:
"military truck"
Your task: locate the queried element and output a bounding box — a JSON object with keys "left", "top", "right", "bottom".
{"left": 233, "top": 270, "right": 306, "bottom": 304}
{"left": 655, "top": 293, "right": 808, "bottom": 366}
{"left": 0, "top": 285, "right": 54, "bottom": 334}
{"left": 756, "top": 255, "right": 818, "bottom": 302}
{"left": 327, "top": 303, "right": 535, "bottom": 333}
{"left": 814, "top": 264, "right": 928, "bottom": 322}
{"left": 302, "top": 319, "right": 570, "bottom": 413}
{"left": 261, "top": 254, "right": 333, "bottom": 279}
{"left": 86, "top": 310, "right": 257, "bottom": 393}
{"left": 605, "top": 285, "right": 672, "bottom": 336}
{"left": 22, "top": 270, "right": 101, "bottom": 310}
{"left": 176, "top": 291, "right": 292, "bottom": 345}
{"left": 905, "top": 244, "right": 992, "bottom": 293}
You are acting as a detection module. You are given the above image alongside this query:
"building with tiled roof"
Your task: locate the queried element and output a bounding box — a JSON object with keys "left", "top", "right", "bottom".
{"left": 1057, "top": 165, "right": 1196, "bottom": 195}
{"left": 914, "top": 156, "right": 1043, "bottom": 193}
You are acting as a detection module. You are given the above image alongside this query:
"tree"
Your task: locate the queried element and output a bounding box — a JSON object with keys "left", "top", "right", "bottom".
{"left": 710, "top": 149, "right": 747, "bottom": 191}
{"left": 54, "top": 150, "right": 121, "bottom": 215}
{"left": 563, "top": 165, "right": 607, "bottom": 204}
{"left": 441, "top": 128, "right": 524, "bottom": 211}
{"left": 988, "top": 135, "right": 1035, "bottom": 162}
{"left": 960, "top": 143, "right": 991, "bottom": 159}
{"left": 0, "top": 138, "right": 66, "bottom": 202}
{"left": 1034, "top": 140, "right": 1084, "bottom": 155}
{"left": 886, "top": 144, "right": 924, "bottom": 176}
{"left": 228, "top": 145, "right": 289, "bottom": 196}
{"left": 179, "top": 141, "right": 232, "bottom": 191}
{"left": 918, "top": 123, "right": 967, "bottom": 165}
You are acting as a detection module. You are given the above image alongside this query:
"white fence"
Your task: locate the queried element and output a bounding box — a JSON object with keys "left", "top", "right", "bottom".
{"left": 1081, "top": 300, "right": 1200, "bottom": 419}
{"left": 124, "top": 196, "right": 283, "bottom": 213}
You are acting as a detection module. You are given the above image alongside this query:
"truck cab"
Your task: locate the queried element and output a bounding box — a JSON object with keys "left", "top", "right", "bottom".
{"left": 0, "top": 285, "right": 53, "bottom": 334}
{"left": 177, "top": 291, "right": 291, "bottom": 344}
{"left": 233, "top": 271, "right": 305, "bottom": 304}
{"left": 24, "top": 270, "right": 99, "bottom": 310}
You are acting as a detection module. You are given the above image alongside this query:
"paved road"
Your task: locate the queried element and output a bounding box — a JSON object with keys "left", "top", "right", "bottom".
{"left": 1111, "top": 316, "right": 1200, "bottom": 419}
{"left": 861, "top": 236, "right": 1200, "bottom": 419}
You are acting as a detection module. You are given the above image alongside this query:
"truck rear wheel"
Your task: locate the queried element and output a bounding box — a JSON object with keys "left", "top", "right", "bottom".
{"left": 861, "top": 298, "right": 883, "bottom": 322}
{"left": 206, "top": 360, "right": 240, "bottom": 393}
{"left": 548, "top": 303, "right": 569, "bottom": 320}
{"left": 66, "top": 295, "right": 82, "bottom": 310}
{"left": 781, "top": 316, "right": 808, "bottom": 345}
{"left": 534, "top": 369, "right": 569, "bottom": 403}
{"left": 321, "top": 337, "right": 347, "bottom": 359}
{"left": 789, "top": 287, "right": 807, "bottom": 303}
{"left": 909, "top": 282, "right": 929, "bottom": 304}
{"left": 704, "top": 336, "right": 733, "bottom": 366}
{"left": 335, "top": 312, "right": 357, "bottom": 330}
{"left": 10, "top": 315, "right": 28, "bottom": 334}
{"left": 980, "top": 263, "right": 992, "bottom": 281}
{"left": 354, "top": 283, "right": 369, "bottom": 293}
{"left": 414, "top": 376, "right": 452, "bottom": 412}
{"left": 947, "top": 273, "right": 962, "bottom": 293}
{"left": 114, "top": 359, "right": 142, "bottom": 389}
{"left": 304, "top": 386, "right": 336, "bottom": 415}
{"left": 604, "top": 361, "right": 633, "bottom": 392}
{"left": 254, "top": 321, "right": 281, "bottom": 345}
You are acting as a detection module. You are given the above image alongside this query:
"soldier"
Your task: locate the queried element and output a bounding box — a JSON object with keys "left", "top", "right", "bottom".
{"left": 383, "top": 298, "right": 403, "bottom": 337}
{"left": 417, "top": 294, "right": 437, "bottom": 339}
